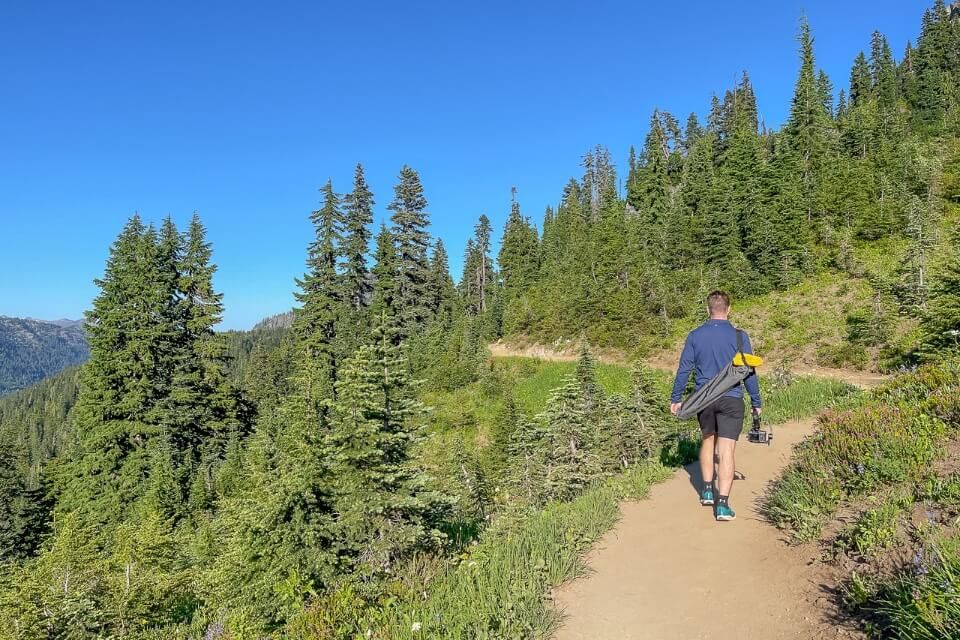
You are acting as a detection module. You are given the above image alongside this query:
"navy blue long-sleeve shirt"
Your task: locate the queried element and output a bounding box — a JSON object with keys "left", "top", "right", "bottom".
{"left": 670, "top": 319, "right": 762, "bottom": 408}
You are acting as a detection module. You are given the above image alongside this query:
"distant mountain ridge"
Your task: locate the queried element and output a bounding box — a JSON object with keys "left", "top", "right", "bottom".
{"left": 0, "top": 316, "right": 89, "bottom": 397}
{"left": 252, "top": 311, "right": 294, "bottom": 331}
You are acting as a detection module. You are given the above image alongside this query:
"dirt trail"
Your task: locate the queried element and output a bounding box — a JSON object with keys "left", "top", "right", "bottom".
{"left": 552, "top": 417, "right": 858, "bottom": 640}
{"left": 489, "top": 341, "right": 888, "bottom": 389}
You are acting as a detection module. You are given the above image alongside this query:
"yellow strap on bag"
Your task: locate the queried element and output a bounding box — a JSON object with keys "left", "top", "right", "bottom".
{"left": 733, "top": 352, "right": 763, "bottom": 367}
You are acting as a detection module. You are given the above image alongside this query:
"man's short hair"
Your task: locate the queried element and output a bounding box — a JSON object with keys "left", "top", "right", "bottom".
{"left": 707, "top": 290, "right": 730, "bottom": 314}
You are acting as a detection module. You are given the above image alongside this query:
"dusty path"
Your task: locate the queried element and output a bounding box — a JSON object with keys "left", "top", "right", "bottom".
{"left": 489, "top": 341, "right": 888, "bottom": 389}
{"left": 551, "top": 416, "right": 856, "bottom": 640}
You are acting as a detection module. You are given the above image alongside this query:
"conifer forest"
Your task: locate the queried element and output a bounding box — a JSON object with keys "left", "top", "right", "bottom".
{"left": 2, "top": 2, "right": 960, "bottom": 638}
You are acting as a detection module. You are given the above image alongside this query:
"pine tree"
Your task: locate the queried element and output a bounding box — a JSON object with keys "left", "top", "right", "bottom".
{"left": 0, "top": 436, "right": 49, "bottom": 562}
{"left": 870, "top": 31, "right": 898, "bottom": 111}
{"left": 630, "top": 111, "right": 673, "bottom": 258}
{"left": 850, "top": 51, "right": 873, "bottom": 106}
{"left": 166, "top": 214, "right": 249, "bottom": 480}
{"left": 58, "top": 216, "right": 179, "bottom": 524}
{"left": 292, "top": 180, "right": 344, "bottom": 412}
{"left": 602, "top": 393, "right": 659, "bottom": 470}
{"left": 575, "top": 342, "right": 603, "bottom": 419}
{"left": 921, "top": 224, "right": 960, "bottom": 358}
{"left": 342, "top": 163, "right": 374, "bottom": 311}
{"left": 389, "top": 165, "right": 433, "bottom": 339}
{"left": 785, "top": 18, "right": 831, "bottom": 222}
{"left": 817, "top": 69, "right": 835, "bottom": 117}
{"left": 539, "top": 376, "right": 601, "bottom": 502}
{"left": 506, "top": 407, "right": 548, "bottom": 504}
{"left": 498, "top": 192, "right": 541, "bottom": 303}
{"left": 683, "top": 112, "right": 703, "bottom": 153}
{"left": 427, "top": 238, "right": 457, "bottom": 322}
{"left": 371, "top": 223, "right": 399, "bottom": 319}
{"left": 329, "top": 313, "right": 447, "bottom": 577}
{"left": 461, "top": 215, "right": 494, "bottom": 315}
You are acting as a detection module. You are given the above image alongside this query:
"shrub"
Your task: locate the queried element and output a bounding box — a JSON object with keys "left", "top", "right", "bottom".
{"left": 766, "top": 361, "right": 960, "bottom": 541}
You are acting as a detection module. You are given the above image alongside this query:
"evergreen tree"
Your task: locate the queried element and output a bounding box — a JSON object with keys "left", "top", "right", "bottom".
{"left": 785, "top": 18, "right": 832, "bottom": 222}
{"left": 57, "top": 216, "right": 179, "bottom": 524}
{"left": 817, "top": 69, "right": 835, "bottom": 117}
{"left": 870, "top": 30, "right": 898, "bottom": 111}
{"left": 389, "top": 165, "right": 433, "bottom": 339}
{"left": 498, "top": 192, "right": 541, "bottom": 304}
{"left": 539, "top": 376, "right": 601, "bottom": 502}
{"left": 427, "top": 238, "right": 457, "bottom": 322}
{"left": 921, "top": 224, "right": 960, "bottom": 358}
{"left": 292, "top": 180, "right": 344, "bottom": 412}
{"left": 0, "top": 436, "right": 49, "bottom": 562}
{"left": 166, "top": 214, "right": 249, "bottom": 482}
{"left": 850, "top": 51, "right": 873, "bottom": 106}
{"left": 371, "top": 223, "right": 399, "bottom": 319}
{"left": 329, "top": 313, "right": 447, "bottom": 577}
{"left": 341, "top": 163, "right": 375, "bottom": 311}
{"left": 461, "top": 215, "right": 494, "bottom": 315}
{"left": 683, "top": 112, "right": 703, "bottom": 152}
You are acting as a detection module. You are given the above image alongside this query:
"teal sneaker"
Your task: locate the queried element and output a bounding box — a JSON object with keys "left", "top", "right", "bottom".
{"left": 700, "top": 487, "right": 715, "bottom": 506}
{"left": 715, "top": 502, "right": 736, "bottom": 521}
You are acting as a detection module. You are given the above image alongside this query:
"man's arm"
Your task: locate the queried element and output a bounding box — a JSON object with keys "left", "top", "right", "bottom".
{"left": 670, "top": 335, "right": 695, "bottom": 410}
{"left": 742, "top": 332, "right": 762, "bottom": 409}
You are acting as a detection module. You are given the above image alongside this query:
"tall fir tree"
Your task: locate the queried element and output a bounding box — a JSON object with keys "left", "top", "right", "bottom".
{"left": 785, "top": 18, "right": 832, "bottom": 223}
{"left": 371, "top": 223, "right": 400, "bottom": 320}
{"left": 58, "top": 216, "right": 179, "bottom": 524}
{"left": 341, "top": 163, "right": 374, "bottom": 311}
{"left": 328, "top": 313, "right": 447, "bottom": 577}
{"left": 292, "top": 180, "right": 345, "bottom": 412}
{"left": 389, "top": 165, "right": 433, "bottom": 340}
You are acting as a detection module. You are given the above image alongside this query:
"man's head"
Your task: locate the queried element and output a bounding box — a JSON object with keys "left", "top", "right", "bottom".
{"left": 707, "top": 290, "right": 731, "bottom": 319}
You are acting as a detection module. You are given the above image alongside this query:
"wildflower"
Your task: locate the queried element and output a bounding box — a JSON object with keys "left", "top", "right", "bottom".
{"left": 204, "top": 623, "right": 225, "bottom": 640}
{"left": 412, "top": 622, "right": 422, "bottom": 632}
{"left": 913, "top": 550, "right": 929, "bottom": 577}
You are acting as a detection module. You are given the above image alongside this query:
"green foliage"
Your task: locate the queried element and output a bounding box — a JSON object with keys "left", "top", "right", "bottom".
{"left": 854, "top": 537, "right": 960, "bottom": 639}
{"left": 289, "top": 463, "right": 671, "bottom": 640}
{"left": 5, "top": 4, "right": 960, "bottom": 635}
{"left": 921, "top": 224, "right": 960, "bottom": 358}
{"left": 833, "top": 494, "right": 910, "bottom": 557}
{"left": 390, "top": 166, "right": 434, "bottom": 340}
{"left": 766, "top": 360, "right": 960, "bottom": 541}
{"left": 0, "top": 317, "right": 87, "bottom": 398}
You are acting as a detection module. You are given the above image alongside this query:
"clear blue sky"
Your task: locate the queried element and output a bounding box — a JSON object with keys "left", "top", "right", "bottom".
{"left": 0, "top": 0, "right": 932, "bottom": 329}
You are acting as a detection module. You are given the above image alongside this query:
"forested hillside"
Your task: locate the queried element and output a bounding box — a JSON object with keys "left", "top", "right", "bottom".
{"left": 0, "top": 317, "right": 87, "bottom": 397}
{"left": 0, "top": 3, "right": 959, "bottom": 639}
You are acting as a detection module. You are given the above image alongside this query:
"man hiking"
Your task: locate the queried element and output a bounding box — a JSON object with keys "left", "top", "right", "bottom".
{"left": 669, "top": 290, "right": 761, "bottom": 521}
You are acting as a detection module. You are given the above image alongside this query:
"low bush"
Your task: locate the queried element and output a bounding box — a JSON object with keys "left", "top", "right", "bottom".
{"left": 287, "top": 463, "right": 671, "bottom": 640}
{"left": 853, "top": 536, "right": 960, "bottom": 640}
{"left": 766, "top": 361, "right": 960, "bottom": 542}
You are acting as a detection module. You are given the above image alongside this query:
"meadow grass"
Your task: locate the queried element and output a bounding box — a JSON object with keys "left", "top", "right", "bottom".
{"left": 765, "top": 361, "right": 960, "bottom": 543}
{"left": 366, "top": 463, "right": 672, "bottom": 640}
{"left": 375, "top": 358, "right": 853, "bottom": 640}
{"left": 756, "top": 375, "right": 859, "bottom": 425}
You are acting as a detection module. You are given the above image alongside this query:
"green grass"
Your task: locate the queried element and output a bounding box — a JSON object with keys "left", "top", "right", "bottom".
{"left": 766, "top": 361, "right": 960, "bottom": 543}
{"left": 834, "top": 494, "right": 911, "bottom": 558}
{"left": 505, "top": 358, "right": 654, "bottom": 416}
{"left": 756, "top": 375, "right": 859, "bottom": 425}
{"left": 363, "top": 463, "right": 670, "bottom": 640}
{"left": 388, "top": 357, "right": 852, "bottom": 640}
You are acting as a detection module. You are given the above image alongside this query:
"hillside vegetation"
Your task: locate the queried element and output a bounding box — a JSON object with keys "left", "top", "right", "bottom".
{"left": 0, "top": 317, "right": 87, "bottom": 397}
{"left": 0, "top": 2, "right": 959, "bottom": 639}
{"left": 766, "top": 360, "right": 960, "bottom": 637}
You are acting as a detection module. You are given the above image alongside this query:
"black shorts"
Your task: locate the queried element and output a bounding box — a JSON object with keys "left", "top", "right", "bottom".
{"left": 697, "top": 396, "right": 745, "bottom": 441}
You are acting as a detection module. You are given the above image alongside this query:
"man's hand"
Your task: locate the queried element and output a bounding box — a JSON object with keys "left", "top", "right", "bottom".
{"left": 753, "top": 407, "right": 762, "bottom": 416}
{"left": 670, "top": 402, "right": 682, "bottom": 416}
